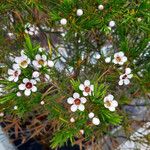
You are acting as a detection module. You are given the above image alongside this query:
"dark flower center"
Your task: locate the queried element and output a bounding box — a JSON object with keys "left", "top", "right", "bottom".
{"left": 74, "top": 98, "right": 81, "bottom": 105}
{"left": 84, "top": 86, "right": 90, "bottom": 93}
{"left": 38, "top": 59, "right": 44, "bottom": 65}
{"left": 116, "top": 56, "right": 121, "bottom": 62}
{"left": 122, "top": 74, "right": 127, "bottom": 79}
{"left": 20, "top": 60, "right": 27, "bottom": 66}
{"left": 26, "top": 27, "right": 30, "bottom": 31}
{"left": 105, "top": 100, "right": 111, "bottom": 107}
{"left": 25, "top": 82, "right": 32, "bottom": 89}
{"left": 14, "top": 71, "right": 18, "bottom": 77}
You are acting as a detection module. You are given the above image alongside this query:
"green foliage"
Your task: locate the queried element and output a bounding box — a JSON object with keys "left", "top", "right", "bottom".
{"left": 0, "top": 0, "right": 149, "bottom": 149}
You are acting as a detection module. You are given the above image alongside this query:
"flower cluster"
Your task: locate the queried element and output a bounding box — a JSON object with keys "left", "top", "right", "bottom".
{"left": 88, "top": 112, "right": 100, "bottom": 125}
{"left": 104, "top": 51, "right": 133, "bottom": 86}
{"left": 25, "top": 23, "right": 39, "bottom": 35}
{"left": 67, "top": 80, "right": 119, "bottom": 128}
{"left": 7, "top": 48, "right": 54, "bottom": 96}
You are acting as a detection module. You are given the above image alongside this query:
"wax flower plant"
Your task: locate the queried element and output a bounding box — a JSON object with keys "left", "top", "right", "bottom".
{"left": 0, "top": 35, "right": 134, "bottom": 148}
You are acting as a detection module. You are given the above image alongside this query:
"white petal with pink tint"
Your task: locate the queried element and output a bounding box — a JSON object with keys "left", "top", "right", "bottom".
{"left": 84, "top": 80, "right": 90, "bottom": 86}
{"left": 67, "top": 97, "right": 74, "bottom": 104}
{"left": 73, "top": 93, "right": 80, "bottom": 98}
{"left": 78, "top": 104, "right": 85, "bottom": 111}
{"left": 71, "top": 105, "right": 78, "bottom": 112}
{"left": 19, "top": 84, "right": 26, "bottom": 90}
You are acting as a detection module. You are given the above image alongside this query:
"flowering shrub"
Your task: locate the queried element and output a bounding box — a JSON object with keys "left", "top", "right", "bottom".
{"left": 0, "top": 0, "right": 149, "bottom": 149}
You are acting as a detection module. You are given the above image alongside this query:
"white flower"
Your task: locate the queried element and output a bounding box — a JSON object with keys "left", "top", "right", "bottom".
{"left": 137, "top": 18, "right": 142, "bottom": 22}
{"left": 67, "top": 93, "right": 87, "bottom": 112}
{"left": 112, "top": 51, "right": 127, "bottom": 65}
{"left": 105, "top": 57, "right": 111, "bottom": 63}
{"left": 0, "top": 112, "right": 4, "bottom": 117}
{"left": 92, "top": 117, "right": 100, "bottom": 125}
{"left": 119, "top": 68, "right": 133, "bottom": 85}
{"left": 14, "top": 106, "right": 18, "bottom": 110}
{"left": 25, "top": 23, "right": 39, "bottom": 35}
{"left": 88, "top": 112, "right": 95, "bottom": 119}
{"left": 32, "top": 54, "right": 47, "bottom": 68}
{"left": 15, "top": 55, "right": 30, "bottom": 68}
{"left": 79, "top": 130, "right": 84, "bottom": 135}
{"left": 98, "top": 5, "right": 104, "bottom": 10}
{"left": 109, "top": 21, "right": 116, "bottom": 27}
{"left": 76, "top": 9, "right": 83, "bottom": 16}
{"left": 8, "top": 66, "right": 21, "bottom": 82}
{"left": 104, "top": 94, "right": 118, "bottom": 111}
{"left": 70, "top": 117, "right": 75, "bottom": 123}
{"left": 79, "top": 80, "right": 94, "bottom": 96}
{"left": 40, "top": 101, "right": 45, "bottom": 105}
{"left": 47, "top": 60, "right": 54, "bottom": 67}
{"left": 16, "top": 92, "right": 22, "bottom": 97}
{"left": 18, "top": 78, "right": 37, "bottom": 96}
{"left": 60, "top": 18, "right": 67, "bottom": 25}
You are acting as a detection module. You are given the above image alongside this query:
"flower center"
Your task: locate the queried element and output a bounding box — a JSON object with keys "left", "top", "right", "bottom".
{"left": 122, "top": 74, "right": 127, "bottom": 79}
{"left": 116, "top": 56, "right": 121, "bottom": 62}
{"left": 26, "top": 27, "right": 30, "bottom": 31}
{"left": 74, "top": 98, "right": 81, "bottom": 105}
{"left": 38, "top": 59, "right": 44, "bottom": 65}
{"left": 25, "top": 82, "right": 32, "bottom": 89}
{"left": 14, "top": 71, "right": 18, "bottom": 77}
{"left": 85, "top": 86, "right": 91, "bottom": 93}
{"left": 105, "top": 100, "right": 111, "bottom": 107}
{"left": 20, "top": 60, "right": 27, "bottom": 67}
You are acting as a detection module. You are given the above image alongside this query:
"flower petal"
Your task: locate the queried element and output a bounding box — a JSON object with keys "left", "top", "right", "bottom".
{"left": 30, "top": 79, "right": 36, "bottom": 85}
{"left": 78, "top": 104, "right": 85, "bottom": 111}
{"left": 32, "top": 60, "right": 38, "bottom": 67}
{"left": 48, "top": 60, "right": 54, "bottom": 67}
{"left": 73, "top": 92, "right": 80, "bottom": 98}
{"left": 107, "top": 94, "right": 114, "bottom": 101}
{"left": 112, "top": 100, "right": 118, "bottom": 107}
{"left": 24, "top": 89, "right": 31, "bottom": 96}
{"left": 125, "top": 68, "right": 131, "bottom": 74}
{"left": 31, "top": 86, "right": 37, "bottom": 92}
{"left": 122, "top": 56, "right": 127, "bottom": 62}
{"left": 109, "top": 106, "right": 116, "bottom": 111}
{"left": 23, "top": 78, "right": 29, "bottom": 83}
{"left": 79, "top": 84, "right": 84, "bottom": 90}
{"left": 90, "top": 85, "right": 94, "bottom": 91}
{"left": 67, "top": 97, "right": 74, "bottom": 104}
{"left": 84, "top": 80, "right": 90, "bottom": 86}
{"left": 127, "top": 74, "right": 133, "bottom": 79}
{"left": 42, "top": 55, "right": 47, "bottom": 61}
{"left": 83, "top": 91, "right": 88, "bottom": 96}
{"left": 118, "top": 80, "right": 123, "bottom": 85}
{"left": 80, "top": 97, "right": 87, "bottom": 103}
{"left": 35, "top": 54, "right": 41, "bottom": 60}
{"left": 70, "top": 105, "right": 77, "bottom": 112}
{"left": 18, "top": 84, "right": 25, "bottom": 90}
{"left": 124, "top": 79, "right": 130, "bottom": 85}
{"left": 8, "top": 76, "right": 15, "bottom": 81}
{"left": 14, "top": 77, "right": 19, "bottom": 82}
{"left": 118, "top": 51, "right": 124, "bottom": 57}
{"left": 8, "top": 69, "right": 14, "bottom": 75}
{"left": 32, "top": 71, "right": 40, "bottom": 78}
{"left": 13, "top": 64, "right": 20, "bottom": 69}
